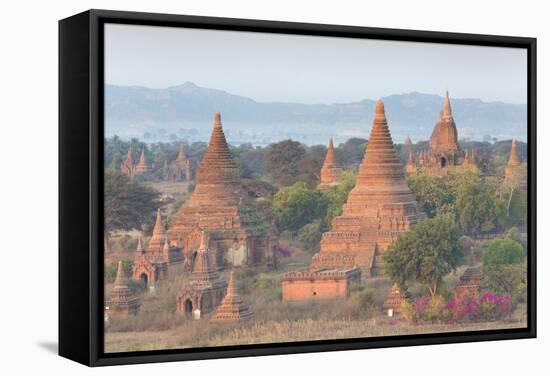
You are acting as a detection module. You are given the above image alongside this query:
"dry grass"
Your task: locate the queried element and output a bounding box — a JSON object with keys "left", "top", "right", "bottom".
{"left": 105, "top": 315, "right": 526, "bottom": 353}
{"left": 104, "top": 266, "right": 527, "bottom": 353}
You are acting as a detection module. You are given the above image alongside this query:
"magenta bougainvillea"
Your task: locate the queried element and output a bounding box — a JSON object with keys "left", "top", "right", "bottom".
{"left": 402, "top": 292, "right": 512, "bottom": 324}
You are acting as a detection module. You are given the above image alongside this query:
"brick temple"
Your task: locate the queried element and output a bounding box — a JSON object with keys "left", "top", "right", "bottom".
{"left": 425, "top": 91, "right": 462, "bottom": 172}
{"left": 318, "top": 137, "right": 343, "bottom": 192}
{"left": 168, "top": 144, "right": 193, "bottom": 181}
{"left": 176, "top": 231, "right": 227, "bottom": 317}
{"left": 282, "top": 268, "right": 361, "bottom": 302}
{"left": 133, "top": 209, "right": 183, "bottom": 286}
{"left": 135, "top": 148, "right": 148, "bottom": 174}
{"left": 310, "top": 100, "right": 426, "bottom": 277}
{"left": 168, "top": 112, "right": 278, "bottom": 269}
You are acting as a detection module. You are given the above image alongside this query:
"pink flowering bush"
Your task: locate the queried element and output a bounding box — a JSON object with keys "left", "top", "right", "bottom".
{"left": 276, "top": 246, "right": 292, "bottom": 257}
{"left": 439, "top": 292, "right": 511, "bottom": 323}
{"left": 402, "top": 292, "right": 512, "bottom": 324}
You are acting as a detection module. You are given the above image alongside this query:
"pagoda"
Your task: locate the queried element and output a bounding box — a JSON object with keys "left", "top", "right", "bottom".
{"left": 425, "top": 91, "right": 461, "bottom": 173}
{"left": 310, "top": 100, "right": 425, "bottom": 276}
{"left": 210, "top": 271, "right": 253, "bottom": 323}
{"left": 176, "top": 231, "right": 227, "bottom": 317}
{"left": 169, "top": 144, "right": 193, "bottom": 181}
{"left": 505, "top": 139, "right": 521, "bottom": 181}
{"left": 106, "top": 261, "right": 140, "bottom": 317}
{"left": 168, "top": 112, "right": 277, "bottom": 268}
{"left": 120, "top": 147, "right": 135, "bottom": 178}
{"left": 318, "top": 137, "right": 343, "bottom": 192}
{"left": 134, "top": 148, "right": 148, "bottom": 174}
{"left": 383, "top": 284, "right": 410, "bottom": 315}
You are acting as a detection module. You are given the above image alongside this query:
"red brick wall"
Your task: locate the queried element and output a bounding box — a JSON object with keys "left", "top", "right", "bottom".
{"left": 282, "top": 278, "right": 349, "bottom": 302}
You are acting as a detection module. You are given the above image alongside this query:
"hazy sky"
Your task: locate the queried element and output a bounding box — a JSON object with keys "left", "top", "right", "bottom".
{"left": 105, "top": 23, "right": 527, "bottom": 105}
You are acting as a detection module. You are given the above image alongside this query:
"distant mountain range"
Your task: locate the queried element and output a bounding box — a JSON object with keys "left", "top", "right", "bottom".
{"left": 105, "top": 82, "right": 527, "bottom": 145}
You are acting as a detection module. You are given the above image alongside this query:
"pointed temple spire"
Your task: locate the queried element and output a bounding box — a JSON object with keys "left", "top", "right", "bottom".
{"left": 355, "top": 100, "right": 409, "bottom": 188}
{"left": 210, "top": 271, "right": 253, "bottom": 323}
{"left": 135, "top": 237, "right": 144, "bottom": 254}
{"left": 107, "top": 260, "right": 140, "bottom": 317}
{"left": 508, "top": 139, "right": 520, "bottom": 167}
{"left": 114, "top": 260, "right": 128, "bottom": 289}
{"left": 318, "top": 137, "right": 342, "bottom": 191}
{"left": 505, "top": 139, "right": 522, "bottom": 183}
{"left": 135, "top": 147, "right": 148, "bottom": 173}
{"left": 404, "top": 136, "right": 412, "bottom": 146}
{"left": 120, "top": 146, "right": 135, "bottom": 177}
{"left": 153, "top": 208, "right": 165, "bottom": 236}
{"left": 194, "top": 112, "right": 238, "bottom": 187}
{"left": 147, "top": 208, "right": 166, "bottom": 253}
{"left": 443, "top": 90, "right": 453, "bottom": 119}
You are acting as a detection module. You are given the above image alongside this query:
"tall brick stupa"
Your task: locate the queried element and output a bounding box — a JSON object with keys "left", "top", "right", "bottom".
{"left": 310, "top": 100, "right": 425, "bottom": 276}
{"left": 168, "top": 112, "right": 278, "bottom": 268}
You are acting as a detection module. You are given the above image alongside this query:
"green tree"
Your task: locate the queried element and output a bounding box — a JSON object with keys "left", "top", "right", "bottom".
{"left": 104, "top": 171, "right": 159, "bottom": 237}
{"left": 407, "top": 172, "right": 455, "bottom": 217}
{"left": 298, "top": 221, "right": 323, "bottom": 252}
{"left": 456, "top": 180, "right": 505, "bottom": 235}
{"left": 271, "top": 182, "right": 328, "bottom": 233}
{"left": 384, "top": 215, "right": 464, "bottom": 300}
{"left": 481, "top": 238, "right": 527, "bottom": 303}
{"left": 322, "top": 170, "right": 356, "bottom": 228}
{"left": 265, "top": 140, "right": 306, "bottom": 186}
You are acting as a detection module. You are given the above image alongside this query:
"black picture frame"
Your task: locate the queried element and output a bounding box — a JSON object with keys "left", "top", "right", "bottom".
{"left": 59, "top": 9, "right": 537, "bottom": 367}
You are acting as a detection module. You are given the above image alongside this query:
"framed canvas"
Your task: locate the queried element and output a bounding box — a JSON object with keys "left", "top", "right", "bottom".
{"left": 59, "top": 9, "right": 536, "bottom": 366}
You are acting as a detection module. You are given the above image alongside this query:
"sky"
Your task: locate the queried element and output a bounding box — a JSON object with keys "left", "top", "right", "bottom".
{"left": 104, "top": 23, "right": 527, "bottom": 105}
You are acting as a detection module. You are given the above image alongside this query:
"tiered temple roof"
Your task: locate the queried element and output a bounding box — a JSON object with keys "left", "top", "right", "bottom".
{"left": 107, "top": 261, "right": 140, "bottom": 317}
{"left": 210, "top": 272, "right": 253, "bottom": 323}
{"left": 311, "top": 100, "right": 425, "bottom": 276}
{"left": 318, "top": 137, "right": 343, "bottom": 192}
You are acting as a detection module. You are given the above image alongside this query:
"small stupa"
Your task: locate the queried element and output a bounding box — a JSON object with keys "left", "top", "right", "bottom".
{"left": 318, "top": 137, "right": 343, "bottom": 192}
{"left": 106, "top": 261, "right": 140, "bottom": 317}
{"left": 383, "top": 284, "right": 410, "bottom": 315}
{"left": 135, "top": 148, "right": 148, "bottom": 174}
{"left": 210, "top": 271, "right": 253, "bottom": 323}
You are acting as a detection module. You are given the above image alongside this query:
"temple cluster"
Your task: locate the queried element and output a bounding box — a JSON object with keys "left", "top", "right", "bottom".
{"left": 105, "top": 91, "right": 525, "bottom": 324}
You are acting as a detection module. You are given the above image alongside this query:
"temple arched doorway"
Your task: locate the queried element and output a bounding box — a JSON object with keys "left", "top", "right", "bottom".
{"left": 184, "top": 299, "right": 193, "bottom": 314}
{"left": 440, "top": 157, "right": 447, "bottom": 168}
{"left": 140, "top": 273, "right": 148, "bottom": 287}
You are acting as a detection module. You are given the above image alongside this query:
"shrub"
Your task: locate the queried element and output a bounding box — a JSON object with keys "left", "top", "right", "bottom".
{"left": 298, "top": 221, "right": 322, "bottom": 252}
{"left": 356, "top": 290, "right": 376, "bottom": 310}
